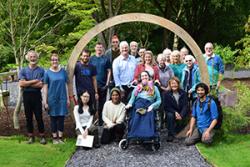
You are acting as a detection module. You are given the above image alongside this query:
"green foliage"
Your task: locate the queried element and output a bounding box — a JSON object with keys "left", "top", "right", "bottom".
{"left": 214, "top": 44, "right": 238, "bottom": 66}
{"left": 222, "top": 82, "right": 250, "bottom": 132}
{"left": 197, "top": 134, "right": 250, "bottom": 167}
{"left": 0, "top": 136, "right": 76, "bottom": 167}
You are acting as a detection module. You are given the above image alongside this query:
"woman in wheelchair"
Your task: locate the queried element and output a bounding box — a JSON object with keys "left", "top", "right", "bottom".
{"left": 121, "top": 71, "right": 161, "bottom": 150}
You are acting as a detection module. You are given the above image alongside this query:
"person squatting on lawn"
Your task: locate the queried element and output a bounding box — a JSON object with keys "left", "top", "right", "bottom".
{"left": 44, "top": 51, "right": 69, "bottom": 144}
{"left": 19, "top": 50, "right": 46, "bottom": 144}
{"left": 101, "top": 88, "right": 126, "bottom": 144}
{"left": 185, "top": 83, "right": 219, "bottom": 145}
{"left": 73, "top": 90, "right": 100, "bottom": 148}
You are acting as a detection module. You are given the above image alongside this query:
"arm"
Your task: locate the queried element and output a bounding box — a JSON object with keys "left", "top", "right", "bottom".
{"left": 73, "top": 106, "right": 84, "bottom": 135}
{"left": 217, "top": 56, "right": 224, "bottom": 89}
{"left": 163, "top": 92, "right": 177, "bottom": 114}
{"left": 180, "top": 92, "right": 188, "bottom": 118}
{"left": 86, "top": 115, "right": 93, "bottom": 129}
{"left": 150, "top": 86, "right": 162, "bottom": 110}
{"left": 43, "top": 84, "right": 49, "bottom": 109}
{"left": 19, "top": 79, "right": 40, "bottom": 88}
{"left": 116, "top": 105, "right": 126, "bottom": 124}
{"left": 92, "top": 76, "right": 99, "bottom": 99}
{"left": 106, "top": 69, "right": 111, "bottom": 86}
{"left": 102, "top": 102, "right": 114, "bottom": 127}
{"left": 133, "top": 65, "right": 141, "bottom": 81}
{"left": 112, "top": 60, "right": 121, "bottom": 87}
{"left": 128, "top": 88, "right": 136, "bottom": 106}
{"left": 186, "top": 117, "right": 196, "bottom": 137}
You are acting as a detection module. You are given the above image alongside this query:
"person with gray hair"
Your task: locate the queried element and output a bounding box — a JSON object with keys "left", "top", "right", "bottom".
{"left": 181, "top": 55, "right": 201, "bottom": 103}
{"left": 19, "top": 50, "right": 46, "bottom": 144}
{"left": 162, "top": 48, "right": 172, "bottom": 65}
{"left": 130, "top": 41, "right": 139, "bottom": 58}
{"left": 112, "top": 41, "right": 137, "bottom": 103}
{"left": 180, "top": 47, "right": 189, "bottom": 63}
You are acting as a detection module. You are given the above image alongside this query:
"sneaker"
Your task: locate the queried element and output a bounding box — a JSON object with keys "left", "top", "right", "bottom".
{"left": 58, "top": 139, "right": 65, "bottom": 144}
{"left": 27, "top": 137, "right": 35, "bottom": 144}
{"left": 52, "top": 139, "right": 59, "bottom": 145}
{"left": 40, "top": 137, "right": 47, "bottom": 145}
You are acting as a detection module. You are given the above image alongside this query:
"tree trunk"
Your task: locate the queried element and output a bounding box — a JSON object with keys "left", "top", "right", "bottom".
{"left": 173, "top": 34, "right": 179, "bottom": 50}
{"left": 13, "top": 86, "right": 22, "bottom": 129}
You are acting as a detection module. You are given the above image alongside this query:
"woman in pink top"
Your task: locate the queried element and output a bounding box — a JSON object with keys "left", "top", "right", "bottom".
{"left": 133, "top": 50, "right": 160, "bottom": 85}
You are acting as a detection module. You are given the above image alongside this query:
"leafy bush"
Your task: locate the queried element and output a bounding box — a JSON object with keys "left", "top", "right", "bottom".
{"left": 213, "top": 44, "right": 238, "bottom": 67}
{"left": 222, "top": 82, "right": 250, "bottom": 132}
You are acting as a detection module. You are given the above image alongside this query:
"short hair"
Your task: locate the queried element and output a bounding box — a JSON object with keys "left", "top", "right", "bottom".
{"left": 81, "top": 49, "right": 91, "bottom": 55}
{"left": 25, "top": 50, "right": 39, "bottom": 61}
{"left": 195, "top": 82, "right": 209, "bottom": 95}
{"left": 204, "top": 42, "right": 213, "bottom": 50}
{"left": 130, "top": 41, "right": 138, "bottom": 47}
{"left": 184, "top": 55, "right": 195, "bottom": 64}
{"left": 157, "top": 53, "right": 166, "bottom": 62}
{"left": 162, "top": 48, "right": 172, "bottom": 56}
{"left": 180, "top": 47, "right": 189, "bottom": 54}
{"left": 112, "top": 34, "right": 119, "bottom": 40}
{"left": 119, "top": 41, "right": 129, "bottom": 50}
{"left": 50, "top": 51, "right": 59, "bottom": 59}
{"left": 96, "top": 42, "right": 103, "bottom": 46}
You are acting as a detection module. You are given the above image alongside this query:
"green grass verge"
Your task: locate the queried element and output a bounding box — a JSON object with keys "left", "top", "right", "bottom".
{"left": 0, "top": 136, "right": 76, "bottom": 167}
{"left": 197, "top": 134, "right": 250, "bottom": 167}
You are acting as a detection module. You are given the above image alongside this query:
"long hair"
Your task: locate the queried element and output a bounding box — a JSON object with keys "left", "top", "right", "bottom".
{"left": 168, "top": 76, "right": 181, "bottom": 91}
{"left": 142, "top": 50, "right": 157, "bottom": 66}
{"left": 78, "top": 90, "right": 95, "bottom": 115}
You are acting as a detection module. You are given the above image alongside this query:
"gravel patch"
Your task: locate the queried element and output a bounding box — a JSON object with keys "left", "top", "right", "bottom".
{"left": 66, "top": 130, "right": 210, "bottom": 167}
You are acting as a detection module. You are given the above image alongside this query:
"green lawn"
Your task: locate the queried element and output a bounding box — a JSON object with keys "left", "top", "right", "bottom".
{"left": 0, "top": 136, "right": 76, "bottom": 167}
{"left": 197, "top": 134, "right": 250, "bottom": 167}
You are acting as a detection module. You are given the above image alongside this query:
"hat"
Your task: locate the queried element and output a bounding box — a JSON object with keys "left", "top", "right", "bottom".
{"left": 110, "top": 87, "right": 121, "bottom": 97}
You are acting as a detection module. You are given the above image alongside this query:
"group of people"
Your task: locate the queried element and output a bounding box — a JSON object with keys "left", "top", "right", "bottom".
{"left": 18, "top": 34, "right": 224, "bottom": 148}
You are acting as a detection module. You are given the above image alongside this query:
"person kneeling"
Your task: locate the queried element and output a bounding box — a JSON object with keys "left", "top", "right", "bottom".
{"left": 101, "top": 88, "right": 126, "bottom": 144}
{"left": 73, "top": 90, "right": 100, "bottom": 148}
{"left": 185, "top": 83, "right": 218, "bottom": 146}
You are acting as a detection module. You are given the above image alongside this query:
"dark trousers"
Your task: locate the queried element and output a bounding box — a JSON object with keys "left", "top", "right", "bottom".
{"left": 166, "top": 112, "right": 188, "bottom": 137}
{"left": 120, "top": 85, "right": 134, "bottom": 104}
{"left": 23, "top": 91, "right": 45, "bottom": 134}
{"left": 101, "top": 123, "right": 125, "bottom": 144}
{"left": 50, "top": 116, "right": 65, "bottom": 133}
{"left": 76, "top": 125, "right": 99, "bottom": 145}
{"left": 97, "top": 87, "right": 107, "bottom": 126}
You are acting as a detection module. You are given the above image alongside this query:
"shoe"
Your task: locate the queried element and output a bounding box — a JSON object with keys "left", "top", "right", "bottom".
{"left": 40, "top": 137, "right": 47, "bottom": 145}
{"left": 58, "top": 139, "right": 65, "bottom": 144}
{"left": 27, "top": 137, "right": 35, "bottom": 144}
{"left": 166, "top": 135, "right": 175, "bottom": 142}
{"left": 52, "top": 139, "right": 59, "bottom": 144}
{"left": 93, "top": 143, "right": 101, "bottom": 148}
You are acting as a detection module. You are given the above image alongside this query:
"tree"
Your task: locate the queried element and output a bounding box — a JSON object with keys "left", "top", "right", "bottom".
{"left": 0, "top": 0, "right": 67, "bottom": 128}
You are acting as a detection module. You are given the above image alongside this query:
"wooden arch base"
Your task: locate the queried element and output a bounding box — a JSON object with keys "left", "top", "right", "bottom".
{"left": 67, "top": 13, "right": 209, "bottom": 99}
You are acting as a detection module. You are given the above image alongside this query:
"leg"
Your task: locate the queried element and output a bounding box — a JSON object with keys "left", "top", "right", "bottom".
{"left": 57, "top": 116, "right": 65, "bottom": 143}
{"left": 97, "top": 87, "right": 107, "bottom": 126}
{"left": 184, "top": 127, "right": 201, "bottom": 146}
{"left": 23, "top": 92, "right": 34, "bottom": 136}
{"left": 101, "top": 128, "right": 112, "bottom": 144}
{"left": 33, "top": 93, "right": 45, "bottom": 135}
{"left": 201, "top": 129, "right": 215, "bottom": 145}
{"left": 113, "top": 123, "right": 126, "bottom": 141}
{"left": 166, "top": 112, "right": 176, "bottom": 137}
{"left": 88, "top": 125, "right": 100, "bottom": 147}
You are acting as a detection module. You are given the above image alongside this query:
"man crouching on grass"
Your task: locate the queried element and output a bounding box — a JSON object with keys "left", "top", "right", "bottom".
{"left": 185, "top": 83, "right": 218, "bottom": 146}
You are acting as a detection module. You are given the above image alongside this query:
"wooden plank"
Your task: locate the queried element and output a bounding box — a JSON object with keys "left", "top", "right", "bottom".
{"left": 67, "top": 13, "right": 209, "bottom": 100}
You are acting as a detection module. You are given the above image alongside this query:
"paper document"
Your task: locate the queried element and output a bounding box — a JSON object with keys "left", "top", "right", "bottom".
{"left": 76, "top": 135, "right": 94, "bottom": 148}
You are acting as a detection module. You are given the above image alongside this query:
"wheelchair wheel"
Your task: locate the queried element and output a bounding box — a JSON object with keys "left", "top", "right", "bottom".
{"left": 152, "top": 142, "right": 160, "bottom": 151}
{"left": 119, "top": 139, "right": 129, "bottom": 150}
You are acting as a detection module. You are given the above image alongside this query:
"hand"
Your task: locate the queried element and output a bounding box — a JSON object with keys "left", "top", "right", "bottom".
{"left": 44, "top": 103, "right": 49, "bottom": 111}
{"left": 154, "top": 80, "right": 161, "bottom": 86}
{"left": 188, "top": 90, "right": 192, "bottom": 94}
{"left": 147, "top": 105, "right": 153, "bottom": 112}
{"left": 131, "top": 80, "right": 138, "bottom": 85}
{"left": 186, "top": 129, "right": 193, "bottom": 137}
{"left": 202, "top": 130, "right": 210, "bottom": 141}
{"left": 175, "top": 112, "right": 182, "bottom": 120}
{"left": 125, "top": 104, "right": 132, "bottom": 109}
{"left": 95, "top": 93, "right": 99, "bottom": 100}
{"left": 67, "top": 99, "right": 70, "bottom": 108}
{"left": 83, "top": 129, "right": 88, "bottom": 139}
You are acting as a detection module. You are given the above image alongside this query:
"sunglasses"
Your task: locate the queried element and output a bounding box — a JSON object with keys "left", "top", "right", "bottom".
{"left": 185, "top": 60, "right": 192, "bottom": 62}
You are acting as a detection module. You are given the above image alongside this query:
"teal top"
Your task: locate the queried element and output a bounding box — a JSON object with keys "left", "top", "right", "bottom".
{"left": 128, "top": 85, "right": 161, "bottom": 110}
{"left": 169, "top": 63, "right": 186, "bottom": 81}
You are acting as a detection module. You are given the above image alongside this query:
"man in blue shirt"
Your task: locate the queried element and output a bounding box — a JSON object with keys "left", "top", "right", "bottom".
{"left": 19, "top": 50, "right": 46, "bottom": 144}
{"left": 74, "top": 49, "right": 99, "bottom": 108}
{"left": 203, "top": 42, "right": 224, "bottom": 91}
{"left": 112, "top": 41, "right": 137, "bottom": 103}
{"left": 90, "top": 43, "right": 111, "bottom": 125}
{"left": 185, "top": 83, "right": 218, "bottom": 145}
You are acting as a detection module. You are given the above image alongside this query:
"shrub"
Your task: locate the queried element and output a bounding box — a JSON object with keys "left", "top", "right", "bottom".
{"left": 222, "top": 82, "right": 250, "bottom": 132}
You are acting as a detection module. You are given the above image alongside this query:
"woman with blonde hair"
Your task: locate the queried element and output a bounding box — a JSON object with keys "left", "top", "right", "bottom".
{"left": 133, "top": 50, "right": 160, "bottom": 85}
{"left": 169, "top": 50, "right": 186, "bottom": 81}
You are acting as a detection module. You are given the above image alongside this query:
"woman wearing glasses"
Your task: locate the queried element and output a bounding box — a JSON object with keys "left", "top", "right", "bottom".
{"left": 44, "top": 51, "right": 70, "bottom": 144}
{"left": 181, "top": 55, "right": 201, "bottom": 103}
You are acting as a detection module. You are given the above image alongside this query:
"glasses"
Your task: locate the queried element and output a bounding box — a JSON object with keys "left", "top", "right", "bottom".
{"left": 51, "top": 59, "right": 58, "bottom": 62}
{"left": 112, "top": 41, "right": 119, "bottom": 43}
{"left": 81, "top": 95, "right": 90, "bottom": 98}
{"left": 205, "top": 47, "right": 212, "bottom": 50}
{"left": 185, "top": 60, "right": 192, "bottom": 62}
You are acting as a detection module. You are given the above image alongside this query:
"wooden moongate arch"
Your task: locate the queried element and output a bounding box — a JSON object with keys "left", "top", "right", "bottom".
{"left": 67, "top": 13, "right": 209, "bottom": 99}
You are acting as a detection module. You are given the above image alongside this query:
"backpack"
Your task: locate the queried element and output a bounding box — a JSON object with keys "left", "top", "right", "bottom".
{"left": 194, "top": 95, "right": 223, "bottom": 129}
